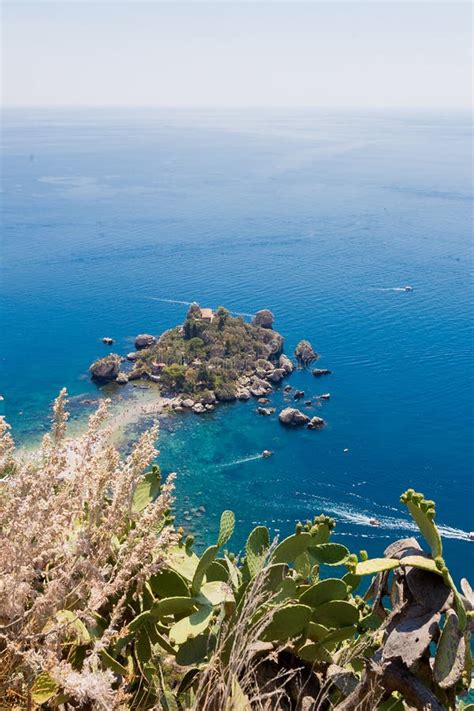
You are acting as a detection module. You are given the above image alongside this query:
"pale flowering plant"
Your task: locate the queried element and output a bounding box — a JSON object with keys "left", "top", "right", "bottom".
{"left": 0, "top": 390, "right": 177, "bottom": 709}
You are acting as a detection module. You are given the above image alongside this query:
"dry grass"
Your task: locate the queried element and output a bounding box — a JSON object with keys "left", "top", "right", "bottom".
{"left": 0, "top": 390, "right": 176, "bottom": 709}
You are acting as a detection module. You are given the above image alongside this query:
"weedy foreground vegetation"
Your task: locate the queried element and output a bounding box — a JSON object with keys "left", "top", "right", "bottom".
{"left": 0, "top": 392, "right": 472, "bottom": 710}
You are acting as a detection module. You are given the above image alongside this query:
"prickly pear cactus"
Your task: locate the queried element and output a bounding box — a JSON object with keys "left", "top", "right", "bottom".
{"left": 245, "top": 525, "right": 270, "bottom": 577}
{"left": 217, "top": 510, "right": 235, "bottom": 548}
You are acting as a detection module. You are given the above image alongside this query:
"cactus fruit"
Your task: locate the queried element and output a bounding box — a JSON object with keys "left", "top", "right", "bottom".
{"left": 400, "top": 489, "right": 442, "bottom": 559}
{"left": 261, "top": 603, "right": 312, "bottom": 642}
{"left": 309, "top": 543, "right": 350, "bottom": 566}
{"left": 299, "top": 578, "right": 348, "bottom": 607}
{"left": 245, "top": 526, "right": 270, "bottom": 577}
{"left": 217, "top": 510, "right": 235, "bottom": 548}
{"left": 342, "top": 572, "right": 361, "bottom": 593}
{"left": 433, "top": 609, "right": 466, "bottom": 688}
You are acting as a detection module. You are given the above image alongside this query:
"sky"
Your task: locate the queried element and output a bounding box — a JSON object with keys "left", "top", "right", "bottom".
{"left": 2, "top": 1, "right": 472, "bottom": 110}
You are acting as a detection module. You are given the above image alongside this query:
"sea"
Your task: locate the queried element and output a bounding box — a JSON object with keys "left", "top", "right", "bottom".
{"left": 1, "top": 108, "right": 473, "bottom": 581}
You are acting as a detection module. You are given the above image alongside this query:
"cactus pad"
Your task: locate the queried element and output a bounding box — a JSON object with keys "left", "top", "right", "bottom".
{"left": 217, "top": 510, "right": 235, "bottom": 548}
{"left": 245, "top": 526, "right": 270, "bottom": 577}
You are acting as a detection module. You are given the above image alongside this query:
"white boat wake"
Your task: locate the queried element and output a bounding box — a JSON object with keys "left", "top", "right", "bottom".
{"left": 297, "top": 493, "right": 472, "bottom": 542}
{"left": 219, "top": 454, "right": 264, "bottom": 468}
{"left": 145, "top": 296, "right": 254, "bottom": 318}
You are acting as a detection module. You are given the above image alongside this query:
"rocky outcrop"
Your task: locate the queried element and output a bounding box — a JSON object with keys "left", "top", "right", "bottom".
{"left": 249, "top": 378, "right": 273, "bottom": 398}
{"left": 257, "top": 407, "right": 275, "bottom": 416}
{"left": 215, "top": 385, "right": 237, "bottom": 402}
{"left": 90, "top": 354, "right": 121, "bottom": 382}
{"left": 267, "top": 368, "right": 285, "bottom": 383}
{"left": 279, "top": 354, "right": 294, "bottom": 374}
{"left": 200, "top": 391, "right": 217, "bottom": 405}
{"left": 308, "top": 416, "right": 325, "bottom": 429}
{"left": 261, "top": 330, "right": 284, "bottom": 357}
{"left": 293, "top": 390, "right": 305, "bottom": 400}
{"left": 192, "top": 403, "right": 206, "bottom": 414}
{"left": 135, "top": 334, "right": 156, "bottom": 350}
{"left": 237, "top": 388, "right": 251, "bottom": 400}
{"left": 127, "top": 352, "right": 139, "bottom": 361}
{"left": 128, "top": 366, "right": 148, "bottom": 381}
{"left": 295, "top": 340, "right": 318, "bottom": 365}
{"left": 182, "top": 399, "right": 195, "bottom": 408}
{"left": 116, "top": 372, "right": 129, "bottom": 385}
{"left": 253, "top": 309, "right": 274, "bottom": 329}
{"left": 278, "top": 407, "right": 310, "bottom": 426}
{"left": 312, "top": 368, "right": 331, "bottom": 377}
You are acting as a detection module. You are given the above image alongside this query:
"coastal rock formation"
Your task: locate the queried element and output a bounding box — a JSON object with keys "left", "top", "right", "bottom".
{"left": 279, "top": 354, "right": 294, "bottom": 374}
{"left": 257, "top": 407, "right": 275, "bottom": 416}
{"left": 267, "top": 368, "right": 285, "bottom": 383}
{"left": 116, "top": 372, "right": 129, "bottom": 385}
{"left": 252, "top": 309, "right": 274, "bottom": 329}
{"left": 127, "top": 352, "right": 139, "bottom": 361}
{"left": 293, "top": 390, "right": 305, "bottom": 400}
{"left": 237, "top": 388, "right": 251, "bottom": 400}
{"left": 192, "top": 403, "right": 206, "bottom": 414}
{"left": 295, "top": 340, "right": 318, "bottom": 365}
{"left": 312, "top": 368, "right": 332, "bottom": 377}
{"left": 200, "top": 391, "right": 217, "bottom": 405}
{"left": 90, "top": 354, "right": 121, "bottom": 382}
{"left": 308, "top": 416, "right": 325, "bottom": 429}
{"left": 249, "top": 378, "right": 273, "bottom": 398}
{"left": 215, "top": 385, "right": 237, "bottom": 402}
{"left": 278, "top": 407, "right": 310, "bottom": 427}
{"left": 182, "top": 399, "right": 194, "bottom": 408}
{"left": 135, "top": 334, "right": 156, "bottom": 350}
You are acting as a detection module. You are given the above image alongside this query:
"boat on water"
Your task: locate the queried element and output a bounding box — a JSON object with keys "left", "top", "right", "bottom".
{"left": 369, "top": 518, "right": 381, "bottom": 527}
{"left": 262, "top": 450, "right": 273, "bottom": 458}
{"left": 404, "top": 285, "right": 414, "bottom": 291}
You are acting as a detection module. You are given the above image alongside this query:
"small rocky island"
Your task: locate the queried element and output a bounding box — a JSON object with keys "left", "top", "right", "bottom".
{"left": 90, "top": 304, "right": 325, "bottom": 425}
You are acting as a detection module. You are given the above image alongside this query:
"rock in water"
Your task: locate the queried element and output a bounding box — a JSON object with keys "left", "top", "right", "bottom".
{"left": 252, "top": 309, "right": 275, "bottom": 329}
{"left": 307, "top": 416, "right": 325, "bottom": 429}
{"left": 102, "top": 336, "right": 114, "bottom": 345}
{"left": 295, "top": 340, "right": 318, "bottom": 365}
{"left": 312, "top": 368, "right": 332, "bottom": 377}
{"left": 135, "top": 333, "right": 157, "bottom": 350}
{"left": 90, "top": 354, "right": 122, "bottom": 382}
{"left": 278, "top": 407, "right": 310, "bottom": 426}
{"left": 279, "top": 354, "right": 294, "bottom": 374}
{"left": 257, "top": 407, "right": 275, "bottom": 416}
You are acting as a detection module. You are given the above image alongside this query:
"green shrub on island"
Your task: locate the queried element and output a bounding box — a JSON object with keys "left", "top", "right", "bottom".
{"left": 0, "top": 393, "right": 472, "bottom": 710}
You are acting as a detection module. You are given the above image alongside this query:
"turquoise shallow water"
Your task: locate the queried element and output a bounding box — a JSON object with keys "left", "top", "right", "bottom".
{"left": 1, "top": 108, "right": 473, "bottom": 579}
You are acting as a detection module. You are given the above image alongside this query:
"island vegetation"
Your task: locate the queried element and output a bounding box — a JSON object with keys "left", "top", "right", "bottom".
{"left": 0, "top": 393, "right": 472, "bottom": 710}
{"left": 90, "top": 305, "right": 305, "bottom": 416}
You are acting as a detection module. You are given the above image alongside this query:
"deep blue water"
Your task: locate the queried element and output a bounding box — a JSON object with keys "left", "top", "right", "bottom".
{"left": 1, "top": 108, "right": 473, "bottom": 580}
